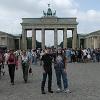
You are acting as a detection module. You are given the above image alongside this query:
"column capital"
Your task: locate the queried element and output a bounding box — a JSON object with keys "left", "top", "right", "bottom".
{"left": 64, "top": 28, "right": 67, "bottom": 30}
{"left": 22, "top": 27, "right": 27, "bottom": 30}
{"left": 41, "top": 28, "right": 45, "bottom": 30}
{"left": 54, "top": 28, "right": 57, "bottom": 30}
{"left": 32, "top": 28, "right": 35, "bottom": 30}
{"left": 72, "top": 28, "right": 77, "bottom": 32}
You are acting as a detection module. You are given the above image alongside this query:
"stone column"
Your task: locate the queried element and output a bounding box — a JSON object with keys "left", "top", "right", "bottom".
{"left": 72, "top": 28, "right": 77, "bottom": 49}
{"left": 32, "top": 29, "right": 36, "bottom": 49}
{"left": 19, "top": 38, "right": 20, "bottom": 50}
{"left": 92, "top": 37, "right": 94, "bottom": 49}
{"left": 22, "top": 29, "right": 27, "bottom": 50}
{"left": 95, "top": 36, "right": 99, "bottom": 49}
{"left": 54, "top": 28, "right": 58, "bottom": 49}
{"left": 91, "top": 37, "right": 93, "bottom": 48}
{"left": 63, "top": 28, "right": 67, "bottom": 49}
{"left": 88, "top": 37, "right": 90, "bottom": 48}
{"left": 97, "top": 36, "right": 100, "bottom": 48}
{"left": 78, "top": 37, "right": 81, "bottom": 48}
{"left": 86, "top": 37, "right": 89, "bottom": 48}
{"left": 41, "top": 28, "right": 45, "bottom": 50}
{"left": 93, "top": 37, "right": 95, "bottom": 48}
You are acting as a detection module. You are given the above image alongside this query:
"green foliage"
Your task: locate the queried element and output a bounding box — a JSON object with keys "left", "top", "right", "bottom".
{"left": 59, "top": 37, "right": 72, "bottom": 48}
{"left": 67, "top": 37, "right": 72, "bottom": 48}
{"left": 27, "top": 37, "right": 41, "bottom": 49}
{"left": 27, "top": 37, "right": 32, "bottom": 49}
{"left": 27, "top": 37, "right": 72, "bottom": 49}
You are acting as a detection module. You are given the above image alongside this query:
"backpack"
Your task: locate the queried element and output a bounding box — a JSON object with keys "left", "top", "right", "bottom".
{"left": 8, "top": 54, "right": 15, "bottom": 62}
{"left": 0, "top": 53, "right": 3, "bottom": 63}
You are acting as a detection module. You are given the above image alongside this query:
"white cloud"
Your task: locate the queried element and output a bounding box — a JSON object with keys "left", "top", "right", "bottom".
{"left": 77, "top": 9, "right": 100, "bottom": 21}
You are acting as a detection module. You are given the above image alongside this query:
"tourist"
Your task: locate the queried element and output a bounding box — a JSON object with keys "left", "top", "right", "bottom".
{"left": 0, "top": 50, "right": 4, "bottom": 78}
{"left": 65, "top": 48, "right": 71, "bottom": 63}
{"left": 77, "top": 48, "right": 82, "bottom": 62}
{"left": 95, "top": 49, "right": 100, "bottom": 62}
{"left": 40, "top": 48, "right": 53, "bottom": 94}
{"left": 4, "top": 50, "right": 9, "bottom": 65}
{"left": 32, "top": 49, "right": 37, "bottom": 64}
{"left": 92, "top": 49, "right": 96, "bottom": 62}
{"left": 54, "top": 48, "right": 71, "bottom": 93}
{"left": 7, "top": 49, "right": 16, "bottom": 85}
{"left": 21, "top": 50, "right": 30, "bottom": 83}
{"left": 82, "top": 48, "right": 88, "bottom": 63}
{"left": 71, "top": 49, "right": 75, "bottom": 62}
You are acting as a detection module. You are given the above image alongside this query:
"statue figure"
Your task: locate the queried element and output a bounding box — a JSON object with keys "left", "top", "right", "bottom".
{"left": 43, "top": 10, "right": 46, "bottom": 16}
{"left": 53, "top": 10, "right": 56, "bottom": 16}
{"left": 42, "top": 4, "right": 57, "bottom": 17}
{"left": 47, "top": 8, "right": 52, "bottom": 16}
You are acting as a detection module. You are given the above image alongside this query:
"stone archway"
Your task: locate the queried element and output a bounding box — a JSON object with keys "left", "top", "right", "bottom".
{"left": 21, "top": 6, "right": 78, "bottom": 50}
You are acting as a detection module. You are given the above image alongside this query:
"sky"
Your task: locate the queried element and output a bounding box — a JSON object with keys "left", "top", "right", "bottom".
{"left": 0, "top": 0, "right": 100, "bottom": 46}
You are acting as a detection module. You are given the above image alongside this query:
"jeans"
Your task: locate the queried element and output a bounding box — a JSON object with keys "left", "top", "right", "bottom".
{"left": 55, "top": 69, "right": 68, "bottom": 89}
{"left": 96, "top": 55, "right": 100, "bottom": 62}
{"left": 32, "top": 56, "right": 37, "bottom": 64}
{"left": 8, "top": 64, "right": 15, "bottom": 83}
{"left": 0, "top": 65, "right": 1, "bottom": 78}
{"left": 41, "top": 70, "right": 52, "bottom": 91}
{"left": 22, "top": 64, "right": 29, "bottom": 82}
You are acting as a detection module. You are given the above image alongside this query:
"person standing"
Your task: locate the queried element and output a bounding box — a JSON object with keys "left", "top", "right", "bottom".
{"left": 40, "top": 48, "right": 53, "bottom": 94}
{"left": 7, "top": 50, "right": 16, "bottom": 85}
{"left": 54, "top": 49, "right": 71, "bottom": 93}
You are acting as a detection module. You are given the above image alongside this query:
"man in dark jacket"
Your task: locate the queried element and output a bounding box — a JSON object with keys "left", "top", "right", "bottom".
{"left": 41, "top": 48, "right": 53, "bottom": 94}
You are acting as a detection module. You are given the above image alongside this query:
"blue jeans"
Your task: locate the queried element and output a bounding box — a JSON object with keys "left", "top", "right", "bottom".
{"left": 8, "top": 64, "right": 15, "bottom": 83}
{"left": 32, "top": 56, "right": 37, "bottom": 64}
{"left": 55, "top": 69, "right": 68, "bottom": 89}
{"left": 0, "top": 65, "right": 1, "bottom": 77}
{"left": 41, "top": 70, "right": 52, "bottom": 91}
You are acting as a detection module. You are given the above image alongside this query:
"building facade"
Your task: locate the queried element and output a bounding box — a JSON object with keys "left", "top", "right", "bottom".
{"left": 0, "top": 31, "right": 20, "bottom": 50}
{"left": 78, "top": 30, "right": 100, "bottom": 49}
{"left": 0, "top": 30, "right": 100, "bottom": 50}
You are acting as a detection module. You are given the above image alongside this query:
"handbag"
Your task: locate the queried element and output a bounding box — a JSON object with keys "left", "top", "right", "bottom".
{"left": 29, "top": 67, "right": 32, "bottom": 73}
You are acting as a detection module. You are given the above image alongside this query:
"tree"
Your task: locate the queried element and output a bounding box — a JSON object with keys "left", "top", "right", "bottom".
{"left": 59, "top": 37, "right": 72, "bottom": 48}
{"left": 27, "top": 37, "right": 41, "bottom": 49}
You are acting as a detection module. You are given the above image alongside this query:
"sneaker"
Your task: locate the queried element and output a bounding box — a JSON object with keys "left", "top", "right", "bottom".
{"left": 42, "top": 91, "right": 46, "bottom": 94}
{"left": 64, "top": 89, "right": 71, "bottom": 93}
{"left": 11, "top": 82, "right": 14, "bottom": 85}
{"left": 24, "top": 80, "right": 27, "bottom": 83}
{"left": 56, "top": 88, "right": 62, "bottom": 93}
{"left": 3, "top": 72, "right": 5, "bottom": 76}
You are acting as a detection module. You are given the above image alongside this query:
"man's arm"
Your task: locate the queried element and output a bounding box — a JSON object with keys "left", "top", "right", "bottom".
{"left": 40, "top": 55, "right": 43, "bottom": 66}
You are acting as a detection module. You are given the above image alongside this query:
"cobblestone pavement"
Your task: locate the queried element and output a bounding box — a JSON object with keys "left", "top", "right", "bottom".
{"left": 0, "top": 62, "right": 100, "bottom": 100}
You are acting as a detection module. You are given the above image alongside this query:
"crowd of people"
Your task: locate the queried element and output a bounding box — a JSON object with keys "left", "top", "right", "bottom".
{"left": 0, "top": 47, "right": 100, "bottom": 94}
{"left": 66, "top": 48, "right": 100, "bottom": 63}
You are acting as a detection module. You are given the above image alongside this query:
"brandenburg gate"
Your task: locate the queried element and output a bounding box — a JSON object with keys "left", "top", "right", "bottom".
{"left": 21, "top": 6, "right": 78, "bottom": 50}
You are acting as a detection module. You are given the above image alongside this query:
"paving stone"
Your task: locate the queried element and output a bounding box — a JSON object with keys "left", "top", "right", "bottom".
{"left": 0, "top": 62, "right": 100, "bottom": 100}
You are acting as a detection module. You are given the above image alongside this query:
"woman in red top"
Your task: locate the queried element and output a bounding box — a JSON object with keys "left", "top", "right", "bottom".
{"left": 7, "top": 50, "right": 16, "bottom": 85}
